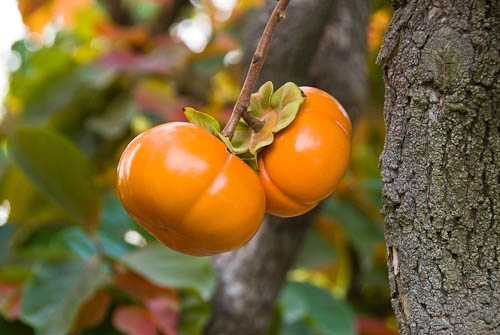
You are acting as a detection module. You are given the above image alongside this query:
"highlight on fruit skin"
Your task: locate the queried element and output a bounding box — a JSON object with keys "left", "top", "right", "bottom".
{"left": 116, "top": 122, "right": 266, "bottom": 256}
{"left": 258, "top": 86, "right": 352, "bottom": 218}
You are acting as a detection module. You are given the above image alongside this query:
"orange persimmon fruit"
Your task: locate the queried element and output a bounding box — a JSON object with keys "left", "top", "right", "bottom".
{"left": 117, "top": 122, "right": 266, "bottom": 256}
{"left": 258, "top": 86, "right": 352, "bottom": 217}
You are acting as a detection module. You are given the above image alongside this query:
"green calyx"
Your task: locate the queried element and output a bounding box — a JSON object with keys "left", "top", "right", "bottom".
{"left": 184, "top": 81, "right": 305, "bottom": 171}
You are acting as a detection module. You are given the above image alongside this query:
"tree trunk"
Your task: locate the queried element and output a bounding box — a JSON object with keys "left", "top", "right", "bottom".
{"left": 309, "top": 0, "right": 369, "bottom": 121}
{"left": 204, "top": 1, "right": 369, "bottom": 334}
{"left": 378, "top": 1, "right": 500, "bottom": 334}
{"left": 204, "top": 210, "right": 317, "bottom": 335}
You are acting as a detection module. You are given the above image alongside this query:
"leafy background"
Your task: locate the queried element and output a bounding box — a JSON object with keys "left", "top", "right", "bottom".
{"left": 0, "top": 0, "right": 394, "bottom": 334}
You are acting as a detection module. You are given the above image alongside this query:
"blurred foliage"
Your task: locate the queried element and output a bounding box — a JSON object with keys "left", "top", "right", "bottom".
{"left": 0, "top": 0, "right": 395, "bottom": 334}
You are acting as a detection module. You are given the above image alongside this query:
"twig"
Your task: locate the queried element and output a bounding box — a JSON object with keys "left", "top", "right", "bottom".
{"left": 221, "top": 0, "right": 292, "bottom": 137}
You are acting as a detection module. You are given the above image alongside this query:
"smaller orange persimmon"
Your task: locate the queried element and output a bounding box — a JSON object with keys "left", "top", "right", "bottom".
{"left": 258, "top": 87, "right": 352, "bottom": 217}
{"left": 117, "top": 122, "right": 266, "bottom": 256}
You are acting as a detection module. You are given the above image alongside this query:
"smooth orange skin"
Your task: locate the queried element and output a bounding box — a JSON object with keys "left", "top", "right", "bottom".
{"left": 258, "top": 87, "right": 352, "bottom": 217}
{"left": 117, "top": 122, "right": 266, "bottom": 256}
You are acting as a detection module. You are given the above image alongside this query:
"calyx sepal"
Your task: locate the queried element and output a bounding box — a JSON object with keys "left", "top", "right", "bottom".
{"left": 183, "top": 81, "right": 305, "bottom": 171}
{"left": 248, "top": 81, "right": 305, "bottom": 134}
{"left": 183, "top": 107, "right": 245, "bottom": 154}
{"left": 184, "top": 107, "right": 221, "bottom": 136}
{"left": 234, "top": 81, "right": 305, "bottom": 168}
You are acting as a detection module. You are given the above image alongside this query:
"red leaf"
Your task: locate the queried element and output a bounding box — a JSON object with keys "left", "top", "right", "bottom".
{"left": 72, "top": 289, "right": 111, "bottom": 332}
{"left": 147, "top": 298, "right": 178, "bottom": 335}
{"left": 98, "top": 50, "right": 139, "bottom": 72}
{"left": 357, "top": 316, "right": 398, "bottom": 335}
{"left": 113, "top": 306, "right": 157, "bottom": 335}
{"left": 133, "top": 81, "right": 201, "bottom": 122}
{"left": 0, "top": 283, "right": 17, "bottom": 298}
{"left": 114, "top": 271, "right": 180, "bottom": 334}
{"left": 114, "top": 270, "right": 178, "bottom": 303}
{"left": 98, "top": 46, "right": 184, "bottom": 76}
{"left": 136, "top": 54, "right": 174, "bottom": 75}
{"left": 7, "top": 293, "right": 22, "bottom": 319}
{"left": 0, "top": 282, "right": 22, "bottom": 320}
{"left": 96, "top": 22, "right": 149, "bottom": 46}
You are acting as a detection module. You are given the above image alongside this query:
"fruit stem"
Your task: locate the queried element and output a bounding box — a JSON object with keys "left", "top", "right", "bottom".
{"left": 221, "top": 0, "right": 292, "bottom": 138}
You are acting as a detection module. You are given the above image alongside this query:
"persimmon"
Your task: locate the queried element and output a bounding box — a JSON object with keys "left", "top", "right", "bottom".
{"left": 258, "top": 86, "right": 351, "bottom": 217}
{"left": 117, "top": 122, "right": 266, "bottom": 256}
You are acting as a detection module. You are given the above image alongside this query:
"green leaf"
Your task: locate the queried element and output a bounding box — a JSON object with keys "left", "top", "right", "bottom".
{"left": 193, "top": 55, "right": 225, "bottom": 77}
{"left": 184, "top": 108, "right": 221, "bottom": 136}
{"left": 121, "top": 244, "right": 215, "bottom": 300}
{"left": 9, "top": 44, "right": 75, "bottom": 113}
{"left": 21, "top": 65, "right": 115, "bottom": 126}
{"left": 280, "top": 284, "right": 309, "bottom": 323}
{"left": 293, "top": 228, "right": 338, "bottom": 270}
{"left": 10, "top": 246, "right": 74, "bottom": 264}
{"left": 280, "top": 282, "right": 355, "bottom": 335}
{"left": 0, "top": 167, "right": 69, "bottom": 225}
{"left": 97, "top": 191, "right": 154, "bottom": 258}
{"left": 282, "top": 320, "right": 316, "bottom": 335}
{"left": 51, "top": 227, "right": 97, "bottom": 259}
{"left": 361, "top": 179, "right": 383, "bottom": 209}
{"left": 0, "top": 148, "right": 11, "bottom": 181}
{"left": 308, "top": 288, "right": 355, "bottom": 334}
{"left": 6, "top": 127, "right": 100, "bottom": 229}
{"left": 0, "top": 266, "right": 32, "bottom": 282}
{"left": 0, "top": 225, "right": 15, "bottom": 264}
{"left": 268, "top": 308, "right": 283, "bottom": 335}
{"left": 20, "top": 257, "right": 110, "bottom": 335}
{"left": 324, "top": 196, "right": 384, "bottom": 269}
{"left": 128, "top": 0, "right": 161, "bottom": 23}
{"left": 86, "top": 95, "right": 137, "bottom": 140}
{"left": 178, "top": 291, "right": 211, "bottom": 335}
{"left": 183, "top": 108, "right": 262, "bottom": 171}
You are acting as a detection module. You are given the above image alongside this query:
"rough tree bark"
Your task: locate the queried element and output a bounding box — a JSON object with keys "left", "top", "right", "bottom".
{"left": 378, "top": 1, "right": 499, "bottom": 334}
{"left": 309, "top": 0, "right": 369, "bottom": 121}
{"left": 204, "top": 0, "right": 369, "bottom": 334}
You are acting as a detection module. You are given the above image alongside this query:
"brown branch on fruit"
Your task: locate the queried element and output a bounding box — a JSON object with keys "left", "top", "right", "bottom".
{"left": 221, "top": 0, "right": 292, "bottom": 137}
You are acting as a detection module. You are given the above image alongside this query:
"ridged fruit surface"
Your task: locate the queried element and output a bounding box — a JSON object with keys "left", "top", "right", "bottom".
{"left": 258, "top": 87, "right": 351, "bottom": 217}
{"left": 117, "top": 122, "right": 266, "bottom": 256}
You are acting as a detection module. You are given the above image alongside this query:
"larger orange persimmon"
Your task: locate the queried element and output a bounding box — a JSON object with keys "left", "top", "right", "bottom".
{"left": 258, "top": 86, "right": 352, "bottom": 217}
{"left": 117, "top": 122, "right": 266, "bottom": 256}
